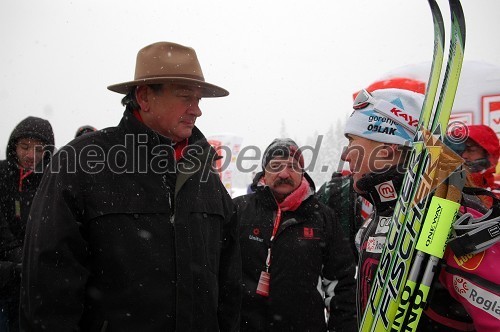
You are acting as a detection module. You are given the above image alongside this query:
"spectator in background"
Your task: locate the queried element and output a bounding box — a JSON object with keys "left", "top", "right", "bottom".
{"left": 75, "top": 125, "right": 97, "bottom": 138}
{"left": 460, "top": 124, "right": 499, "bottom": 195}
{"left": 446, "top": 124, "right": 500, "bottom": 206}
{"left": 20, "top": 41, "right": 241, "bottom": 331}
{"left": 316, "top": 169, "right": 362, "bottom": 262}
{"left": 0, "top": 116, "right": 54, "bottom": 332}
{"left": 233, "top": 138, "right": 357, "bottom": 331}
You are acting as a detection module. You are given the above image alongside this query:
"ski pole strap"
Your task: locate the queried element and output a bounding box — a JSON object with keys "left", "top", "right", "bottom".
{"left": 448, "top": 209, "right": 500, "bottom": 256}
{"left": 462, "top": 185, "right": 500, "bottom": 211}
{"left": 462, "top": 186, "right": 499, "bottom": 199}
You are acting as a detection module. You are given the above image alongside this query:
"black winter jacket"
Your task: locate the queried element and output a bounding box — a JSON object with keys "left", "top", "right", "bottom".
{"left": 0, "top": 116, "right": 54, "bottom": 301}
{"left": 20, "top": 111, "right": 241, "bottom": 332}
{"left": 233, "top": 173, "right": 357, "bottom": 332}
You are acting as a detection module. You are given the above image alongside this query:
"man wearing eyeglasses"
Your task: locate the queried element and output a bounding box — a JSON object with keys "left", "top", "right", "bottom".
{"left": 20, "top": 42, "right": 241, "bottom": 332}
{"left": 342, "top": 80, "right": 500, "bottom": 331}
{"left": 233, "top": 138, "right": 357, "bottom": 332}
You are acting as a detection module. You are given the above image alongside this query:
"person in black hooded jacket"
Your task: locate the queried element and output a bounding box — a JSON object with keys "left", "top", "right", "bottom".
{"left": 233, "top": 138, "right": 357, "bottom": 332}
{"left": 0, "top": 116, "right": 54, "bottom": 332}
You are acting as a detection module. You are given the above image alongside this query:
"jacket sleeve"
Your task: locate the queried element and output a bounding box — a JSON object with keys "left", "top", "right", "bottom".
{"left": 20, "top": 152, "right": 89, "bottom": 331}
{"left": 0, "top": 175, "right": 22, "bottom": 293}
{"left": 0, "top": 261, "right": 19, "bottom": 290}
{"left": 217, "top": 188, "right": 242, "bottom": 332}
{"left": 0, "top": 221, "right": 22, "bottom": 291}
{"left": 321, "top": 207, "right": 358, "bottom": 332}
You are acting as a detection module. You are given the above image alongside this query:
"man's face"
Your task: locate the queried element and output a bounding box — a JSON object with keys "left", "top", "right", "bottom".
{"left": 16, "top": 137, "right": 46, "bottom": 170}
{"left": 341, "top": 134, "right": 401, "bottom": 193}
{"left": 461, "top": 138, "right": 487, "bottom": 163}
{"left": 139, "top": 84, "right": 203, "bottom": 142}
{"left": 264, "top": 156, "right": 303, "bottom": 201}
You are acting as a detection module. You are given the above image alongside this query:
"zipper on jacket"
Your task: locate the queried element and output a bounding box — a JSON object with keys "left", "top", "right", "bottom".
{"left": 162, "top": 174, "right": 175, "bottom": 225}
{"left": 169, "top": 191, "right": 175, "bottom": 224}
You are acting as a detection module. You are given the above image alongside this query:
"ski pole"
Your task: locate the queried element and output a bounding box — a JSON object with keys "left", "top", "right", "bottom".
{"left": 391, "top": 164, "right": 465, "bottom": 331}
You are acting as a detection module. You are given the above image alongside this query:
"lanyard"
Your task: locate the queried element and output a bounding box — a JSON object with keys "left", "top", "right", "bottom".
{"left": 265, "top": 207, "right": 282, "bottom": 272}
{"left": 18, "top": 168, "right": 33, "bottom": 192}
{"left": 16, "top": 168, "right": 33, "bottom": 219}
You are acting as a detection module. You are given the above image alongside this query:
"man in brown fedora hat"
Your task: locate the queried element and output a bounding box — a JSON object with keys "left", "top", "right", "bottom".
{"left": 20, "top": 41, "right": 241, "bottom": 332}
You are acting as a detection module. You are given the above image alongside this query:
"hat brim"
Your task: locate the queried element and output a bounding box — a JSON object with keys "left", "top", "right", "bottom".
{"left": 107, "top": 77, "right": 229, "bottom": 97}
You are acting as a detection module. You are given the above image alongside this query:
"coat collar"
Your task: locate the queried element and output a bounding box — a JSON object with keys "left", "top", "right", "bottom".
{"left": 356, "top": 165, "right": 405, "bottom": 215}
{"left": 119, "top": 110, "right": 218, "bottom": 197}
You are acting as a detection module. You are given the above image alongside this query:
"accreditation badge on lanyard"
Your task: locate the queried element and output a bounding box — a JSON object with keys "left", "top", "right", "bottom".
{"left": 256, "top": 208, "right": 282, "bottom": 297}
{"left": 16, "top": 168, "right": 33, "bottom": 219}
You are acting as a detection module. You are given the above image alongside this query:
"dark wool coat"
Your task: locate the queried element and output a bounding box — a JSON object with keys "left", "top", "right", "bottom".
{"left": 20, "top": 111, "right": 241, "bottom": 332}
{"left": 234, "top": 173, "right": 357, "bottom": 332}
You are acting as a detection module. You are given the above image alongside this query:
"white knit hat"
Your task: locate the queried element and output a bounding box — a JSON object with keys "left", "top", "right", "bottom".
{"left": 344, "top": 88, "right": 424, "bottom": 146}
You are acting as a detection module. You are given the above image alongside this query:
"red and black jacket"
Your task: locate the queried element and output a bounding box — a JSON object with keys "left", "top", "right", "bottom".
{"left": 234, "top": 173, "right": 357, "bottom": 332}
{"left": 355, "top": 165, "right": 476, "bottom": 331}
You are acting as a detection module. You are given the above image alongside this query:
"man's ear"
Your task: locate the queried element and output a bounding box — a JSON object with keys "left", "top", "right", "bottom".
{"left": 135, "top": 86, "right": 149, "bottom": 112}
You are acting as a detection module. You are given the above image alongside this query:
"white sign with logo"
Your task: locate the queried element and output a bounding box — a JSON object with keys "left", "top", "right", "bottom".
{"left": 375, "top": 216, "right": 391, "bottom": 235}
{"left": 207, "top": 133, "right": 244, "bottom": 197}
{"left": 366, "top": 236, "right": 386, "bottom": 254}
{"left": 449, "top": 112, "right": 474, "bottom": 126}
{"left": 482, "top": 94, "right": 500, "bottom": 139}
{"left": 375, "top": 181, "right": 397, "bottom": 202}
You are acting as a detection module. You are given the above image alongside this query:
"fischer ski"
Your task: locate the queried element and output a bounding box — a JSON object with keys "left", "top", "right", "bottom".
{"left": 358, "top": 0, "right": 446, "bottom": 329}
{"left": 391, "top": 1, "right": 466, "bottom": 330}
{"left": 359, "top": 0, "right": 466, "bottom": 331}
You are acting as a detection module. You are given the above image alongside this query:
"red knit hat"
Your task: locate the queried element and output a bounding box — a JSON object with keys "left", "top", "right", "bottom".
{"left": 467, "top": 124, "right": 500, "bottom": 167}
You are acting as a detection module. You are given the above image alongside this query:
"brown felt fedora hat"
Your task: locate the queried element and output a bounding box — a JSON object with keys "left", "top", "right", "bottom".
{"left": 107, "top": 41, "right": 229, "bottom": 97}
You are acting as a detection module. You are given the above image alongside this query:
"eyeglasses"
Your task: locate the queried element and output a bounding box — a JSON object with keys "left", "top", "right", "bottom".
{"left": 353, "top": 89, "right": 378, "bottom": 110}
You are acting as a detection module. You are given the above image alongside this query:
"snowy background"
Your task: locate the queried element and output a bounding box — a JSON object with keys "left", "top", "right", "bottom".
{"left": 1, "top": 0, "right": 500, "bottom": 194}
